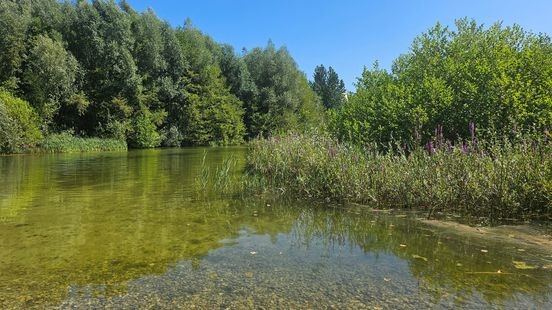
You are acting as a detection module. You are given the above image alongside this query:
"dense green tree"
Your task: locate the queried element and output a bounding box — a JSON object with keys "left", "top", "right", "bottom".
{"left": 0, "top": 0, "right": 30, "bottom": 90}
{"left": 332, "top": 19, "right": 552, "bottom": 146}
{"left": 179, "top": 66, "right": 245, "bottom": 145}
{"left": 21, "top": 34, "right": 80, "bottom": 125}
{"left": 218, "top": 44, "right": 258, "bottom": 109}
{"left": 310, "top": 65, "right": 346, "bottom": 109}
{"left": 243, "top": 41, "right": 323, "bottom": 137}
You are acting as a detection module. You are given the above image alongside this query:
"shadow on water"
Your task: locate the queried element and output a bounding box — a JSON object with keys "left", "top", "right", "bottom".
{"left": 0, "top": 148, "right": 551, "bottom": 308}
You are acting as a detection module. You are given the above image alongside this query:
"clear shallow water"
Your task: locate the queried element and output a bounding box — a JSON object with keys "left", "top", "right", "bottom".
{"left": 0, "top": 148, "right": 551, "bottom": 309}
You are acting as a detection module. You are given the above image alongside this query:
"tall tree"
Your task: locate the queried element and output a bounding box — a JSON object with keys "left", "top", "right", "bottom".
{"left": 310, "top": 65, "right": 346, "bottom": 109}
{"left": 244, "top": 41, "right": 323, "bottom": 137}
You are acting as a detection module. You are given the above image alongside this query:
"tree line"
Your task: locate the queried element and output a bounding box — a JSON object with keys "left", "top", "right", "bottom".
{"left": 329, "top": 19, "right": 552, "bottom": 147}
{"left": 0, "top": 0, "right": 324, "bottom": 152}
{"left": 1, "top": 1, "right": 550, "bottom": 153}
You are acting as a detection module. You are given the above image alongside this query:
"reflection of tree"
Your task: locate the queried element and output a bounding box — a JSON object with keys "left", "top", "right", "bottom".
{"left": 1, "top": 148, "right": 289, "bottom": 308}
{"left": 292, "top": 206, "right": 552, "bottom": 307}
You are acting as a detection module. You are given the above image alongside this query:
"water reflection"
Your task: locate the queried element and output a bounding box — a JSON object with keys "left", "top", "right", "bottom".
{"left": 0, "top": 149, "right": 551, "bottom": 308}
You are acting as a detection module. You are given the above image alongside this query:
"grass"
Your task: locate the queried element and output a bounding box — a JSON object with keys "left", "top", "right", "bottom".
{"left": 37, "top": 132, "right": 127, "bottom": 153}
{"left": 246, "top": 132, "right": 552, "bottom": 222}
{"left": 195, "top": 150, "right": 242, "bottom": 196}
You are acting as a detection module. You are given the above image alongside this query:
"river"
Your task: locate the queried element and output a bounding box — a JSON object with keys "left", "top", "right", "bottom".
{"left": 0, "top": 148, "right": 551, "bottom": 309}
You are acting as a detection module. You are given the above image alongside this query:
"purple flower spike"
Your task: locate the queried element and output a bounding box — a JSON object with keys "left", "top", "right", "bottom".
{"left": 469, "top": 122, "right": 476, "bottom": 142}
{"left": 426, "top": 141, "right": 435, "bottom": 155}
{"left": 461, "top": 142, "right": 468, "bottom": 154}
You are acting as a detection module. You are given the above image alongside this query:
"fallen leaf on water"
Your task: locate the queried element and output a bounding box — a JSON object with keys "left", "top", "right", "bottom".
{"left": 399, "top": 244, "right": 407, "bottom": 248}
{"left": 513, "top": 261, "right": 537, "bottom": 270}
{"left": 480, "top": 249, "right": 488, "bottom": 253}
{"left": 412, "top": 254, "right": 428, "bottom": 262}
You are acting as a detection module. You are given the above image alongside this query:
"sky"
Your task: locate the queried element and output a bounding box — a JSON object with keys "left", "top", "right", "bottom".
{"left": 126, "top": 0, "right": 552, "bottom": 90}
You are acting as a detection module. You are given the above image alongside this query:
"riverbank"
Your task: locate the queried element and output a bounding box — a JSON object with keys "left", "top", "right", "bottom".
{"left": 37, "top": 132, "right": 127, "bottom": 153}
{"left": 246, "top": 133, "right": 552, "bottom": 222}
{"left": 0, "top": 133, "right": 128, "bottom": 155}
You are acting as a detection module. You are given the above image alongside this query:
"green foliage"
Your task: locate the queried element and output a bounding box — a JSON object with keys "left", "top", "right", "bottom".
{"left": 0, "top": 90, "right": 43, "bottom": 153}
{"left": 21, "top": 34, "right": 80, "bottom": 124}
{"left": 243, "top": 42, "right": 324, "bottom": 137}
{"left": 130, "top": 109, "right": 165, "bottom": 148}
{"left": 333, "top": 19, "right": 552, "bottom": 147}
{"left": 0, "top": 0, "right": 326, "bottom": 152}
{"left": 248, "top": 132, "right": 552, "bottom": 221}
{"left": 0, "top": 0, "right": 30, "bottom": 89}
{"left": 310, "top": 65, "right": 346, "bottom": 109}
{"left": 39, "top": 132, "right": 127, "bottom": 153}
{"left": 180, "top": 66, "right": 245, "bottom": 146}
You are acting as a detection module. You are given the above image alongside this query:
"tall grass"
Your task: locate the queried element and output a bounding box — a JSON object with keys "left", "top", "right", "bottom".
{"left": 247, "top": 131, "right": 552, "bottom": 222}
{"left": 195, "top": 151, "right": 241, "bottom": 196}
{"left": 38, "top": 132, "right": 127, "bottom": 153}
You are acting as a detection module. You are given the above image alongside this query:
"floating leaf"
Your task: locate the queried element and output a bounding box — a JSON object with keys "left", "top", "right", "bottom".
{"left": 480, "top": 249, "right": 488, "bottom": 253}
{"left": 412, "top": 254, "right": 428, "bottom": 262}
{"left": 399, "top": 244, "right": 407, "bottom": 248}
{"left": 513, "top": 261, "right": 537, "bottom": 270}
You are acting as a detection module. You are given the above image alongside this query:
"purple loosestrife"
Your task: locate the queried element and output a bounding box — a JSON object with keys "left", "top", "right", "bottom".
{"left": 461, "top": 142, "right": 468, "bottom": 154}
{"left": 426, "top": 141, "right": 435, "bottom": 155}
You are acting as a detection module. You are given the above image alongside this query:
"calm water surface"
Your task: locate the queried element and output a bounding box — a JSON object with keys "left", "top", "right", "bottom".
{"left": 1, "top": 148, "right": 551, "bottom": 309}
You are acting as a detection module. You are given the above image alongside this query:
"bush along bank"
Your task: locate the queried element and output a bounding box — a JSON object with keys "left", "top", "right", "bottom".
{"left": 37, "top": 132, "right": 127, "bottom": 153}
{"left": 246, "top": 129, "right": 552, "bottom": 222}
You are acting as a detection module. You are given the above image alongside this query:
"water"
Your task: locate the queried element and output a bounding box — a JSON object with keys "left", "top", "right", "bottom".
{"left": 1, "top": 148, "right": 551, "bottom": 309}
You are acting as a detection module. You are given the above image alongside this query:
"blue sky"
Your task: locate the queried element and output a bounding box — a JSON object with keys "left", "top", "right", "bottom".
{"left": 127, "top": 0, "right": 552, "bottom": 90}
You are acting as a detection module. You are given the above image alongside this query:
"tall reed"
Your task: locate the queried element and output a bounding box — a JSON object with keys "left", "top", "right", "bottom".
{"left": 246, "top": 131, "right": 552, "bottom": 222}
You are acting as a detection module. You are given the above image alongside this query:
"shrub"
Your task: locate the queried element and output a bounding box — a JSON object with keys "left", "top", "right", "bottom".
{"left": 0, "top": 90, "right": 43, "bottom": 153}
{"left": 40, "top": 132, "right": 127, "bottom": 153}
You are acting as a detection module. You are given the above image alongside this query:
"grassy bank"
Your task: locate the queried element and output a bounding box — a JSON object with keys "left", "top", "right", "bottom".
{"left": 37, "top": 132, "right": 127, "bottom": 153}
{"left": 247, "top": 133, "right": 552, "bottom": 221}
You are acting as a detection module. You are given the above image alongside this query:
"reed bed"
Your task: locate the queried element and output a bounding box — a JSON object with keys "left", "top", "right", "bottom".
{"left": 246, "top": 131, "right": 552, "bottom": 221}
